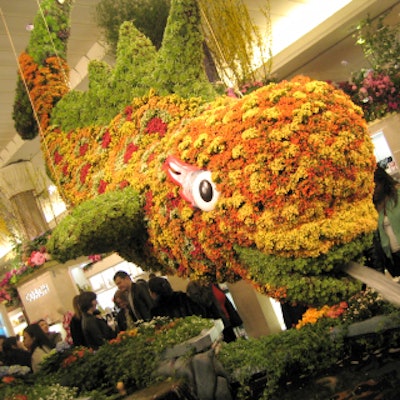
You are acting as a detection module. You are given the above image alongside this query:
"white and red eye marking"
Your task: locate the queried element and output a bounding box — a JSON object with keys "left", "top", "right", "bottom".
{"left": 164, "top": 156, "right": 220, "bottom": 211}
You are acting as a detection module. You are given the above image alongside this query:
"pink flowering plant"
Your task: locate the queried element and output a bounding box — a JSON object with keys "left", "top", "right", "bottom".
{"left": 338, "top": 69, "right": 400, "bottom": 122}
{"left": 337, "top": 9, "right": 400, "bottom": 122}
{"left": 0, "top": 226, "right": 106, "bottom": 307}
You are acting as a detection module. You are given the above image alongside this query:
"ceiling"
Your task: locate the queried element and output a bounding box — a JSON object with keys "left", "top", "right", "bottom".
{"left": 0, "top": 0, "right": 399, "bottom": 169}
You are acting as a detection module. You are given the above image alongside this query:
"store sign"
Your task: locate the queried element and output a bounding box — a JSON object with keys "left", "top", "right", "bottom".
{"left": 17, "top": 269, "right": 77, "bottom": 324}
{"left": 25, "top": 284, "right": 50, "bottom": 303}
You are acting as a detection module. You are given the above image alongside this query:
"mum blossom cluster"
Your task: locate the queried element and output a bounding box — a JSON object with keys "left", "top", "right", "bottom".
{"left": 45, "top": 76, "right": 377, "bottom": 305}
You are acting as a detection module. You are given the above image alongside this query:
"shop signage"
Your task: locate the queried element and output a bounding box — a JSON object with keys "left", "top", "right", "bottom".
{"left": 25, "top": 284, "right": 50, "bottom": 303}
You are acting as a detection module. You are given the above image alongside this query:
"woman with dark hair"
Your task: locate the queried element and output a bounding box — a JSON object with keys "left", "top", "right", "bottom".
{"left": 37, "top": 319, "right": 62, "bottom": 348}
{"left": 373, "top": 166, "right": 400, "bottom": 277}
{"left": 23, "top": 323, "right": 53, "bottom": 373}
{"left": 78, "top": 291, "right": 116, "bottom": 349}
{"left": 3, "top": 336, "right": 31, "bottom": 369}
{"left": 148, "top": 277, "right": 205, "bottom": 319}
{"left": 69, "top": 294, "right": 86, "bottom": 347}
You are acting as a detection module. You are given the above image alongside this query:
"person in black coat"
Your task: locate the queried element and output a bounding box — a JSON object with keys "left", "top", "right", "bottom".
{"left": 69, "top": 294, "right": 86, "bottom": 347}
{"left": 187, "top": 280, "right": 243, "bottom": 343}
{"left": 148, "top": 276, "right": 205, "bottom": 319}
{"left": 3, "top": 336, "right": 31, "bottom": 369}
{"left": 113, "top": 271, "right": 154, "bottom": 322}
{"left": 78, "top": 291, "right": 116, "bottom": 350}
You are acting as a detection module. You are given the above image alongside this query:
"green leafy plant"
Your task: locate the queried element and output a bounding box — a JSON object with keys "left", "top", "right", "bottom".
{"left": 51, "top": 0, "right": 216, "bottom": 133}
{"left": 46, "top": 187, "right": 149, "bottom": 265}
{"left": 144, "top": 0, "right": 216, "bottom": 99}
{"left": 36, "top": 317, "right": 214, "bottom": 396}
{"left": 354, "top": 10, "right": 400, "bottom": 73}
{"left": 51, "top": 21, "right": 158, "bottom": 130}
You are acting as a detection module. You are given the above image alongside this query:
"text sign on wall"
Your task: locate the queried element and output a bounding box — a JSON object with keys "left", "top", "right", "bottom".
{"left": 25, "top": 284, "right": 50, "bottom": 302}
{"left": 17, "top": 271, "right": 62, "bottom": 323}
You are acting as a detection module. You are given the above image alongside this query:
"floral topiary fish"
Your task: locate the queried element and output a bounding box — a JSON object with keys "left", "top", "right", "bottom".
{"left": 17, "top": 0, "right": 380, "bottom": 306}
{"left": 46, "top": 77, "right": 378, "bottom": 306}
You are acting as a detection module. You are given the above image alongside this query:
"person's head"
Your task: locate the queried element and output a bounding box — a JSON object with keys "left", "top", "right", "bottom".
{"left": 78, "top": 291, "right": 97, "bottom": 314}
{"left": 3, "top": 336, "right": 25, "bottom": 353}
{"left": 186, "top": 280, "right": 213, "bottom": 307}
{"left": 72, "top": 294, "right": 82, "bottom": 319}
{"left": 373, "top": 165, "right": 398, "bottom": 207}
{"left": 148, "top": 277, "right": 173, "bottom": 300}
{"left": 37, "top": 319, "right": 49, "bottom": 334}
{"left": 23, "top": 323, "right": 52, "bottom": 352}
{"left": 113, "top": 270, "right": 132, "bottom": 292}
{"left": 113, "top": 289, "right": 129, "bottom": 309}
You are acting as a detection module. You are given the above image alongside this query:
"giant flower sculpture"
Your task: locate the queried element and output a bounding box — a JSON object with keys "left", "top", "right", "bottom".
{"left": 18, "top": 0, "right": 378, "bottom": 307}
{"left": 45, "top": 76, "right": 377, "bottom": 306}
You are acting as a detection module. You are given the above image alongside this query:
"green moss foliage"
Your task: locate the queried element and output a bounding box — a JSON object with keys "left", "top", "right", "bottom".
{"left": 51, "top": 0, "right": 216, "bottom": 132}
{"left": 235, "top": 234, "right": 373, "bottom": 306}
{"left": 145, "top": 0, "right": 216, "bottom": 99}
{"left": 46, "top": 187, "right": 149, "bottom": 265}
{"left": 51, "top": 22, "right": 158, "bottom": 130}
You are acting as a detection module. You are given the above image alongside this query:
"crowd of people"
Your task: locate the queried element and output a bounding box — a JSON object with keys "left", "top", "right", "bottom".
{"left": 0, "top": 272, "right": 244, "bottom": 374}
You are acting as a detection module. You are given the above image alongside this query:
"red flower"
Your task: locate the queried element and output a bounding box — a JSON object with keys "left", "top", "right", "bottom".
{"left": 79, "top": 143, "right": 88, "bottom": 156}
{"left": 123, "top": 143, "right": 139, "bottom": 164}
{"left": 119, "top": 180, "right": 129, "bottom": 189}
{"left": 80, "top": 163, "right": 91, "bottom": 184}
{"left": 102, "top": 130, "right": 111, "bottom": 148}
{"left": 145, "top": 117, "right": 168, "bottom": 136}
{"left": 98, "top": 179, "right": 107, "bottom": 194}
{"left": 54, "top": 150, "right": 63, "bottom": 164}
{"left": 88, "top": 254, "right": 102, "bottom": 262}
{"left": 62, "top": 162, "right": 69, "bottom": 176}
{"left": 125, "top": 105, "right": 133, "bottom": 121}
{"left": 2, "top": 376, "right": 15, "bottom": 383}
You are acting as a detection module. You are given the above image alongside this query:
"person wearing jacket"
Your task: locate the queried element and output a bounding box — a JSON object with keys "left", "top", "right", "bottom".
{"left": 113, "top": 271, "right": 154, "bottom": 322}
{"left": 373, "top": 166, "right": 400, "bottom": 277}
{"left": 148, "top": 276, "right": 205, "bottom": 318}
{"left": 78, "top": 291, "right": 116, "bottom": 350}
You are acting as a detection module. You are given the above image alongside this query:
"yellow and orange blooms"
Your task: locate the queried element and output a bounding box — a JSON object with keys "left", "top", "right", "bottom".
{"left": 43, "top": 76, "right": 377, "bottom": 302}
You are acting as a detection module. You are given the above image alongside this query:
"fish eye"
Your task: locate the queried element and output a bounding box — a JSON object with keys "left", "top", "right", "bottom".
{"left": 191, "top": 171, "right": 219, "bottom": 211}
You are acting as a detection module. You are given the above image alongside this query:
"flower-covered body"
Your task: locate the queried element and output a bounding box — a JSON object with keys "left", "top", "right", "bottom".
{"left": 46, "top": 76, "right": 377, "bottom": 305}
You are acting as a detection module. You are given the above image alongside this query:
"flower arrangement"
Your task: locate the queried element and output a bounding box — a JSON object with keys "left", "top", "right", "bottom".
{"left": 36, "top": 316, "right": 214, "bottom": 396}
{"left": 295, "top": 302, "right": 348, "bottom": 329}
{"left": 12, "top": 0, "right": 72, "bottom": 140}
{"left": 295, "top": 287, "right": 398, "bottom": 329}
{"left": 338, "top": 69, "right": 400, "bottom": 122}
{"left": 336, "top": 8, "right": 400, "bottom": 123}
{"left": 0, "top": 227, "right": 107, "bottom": 307}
